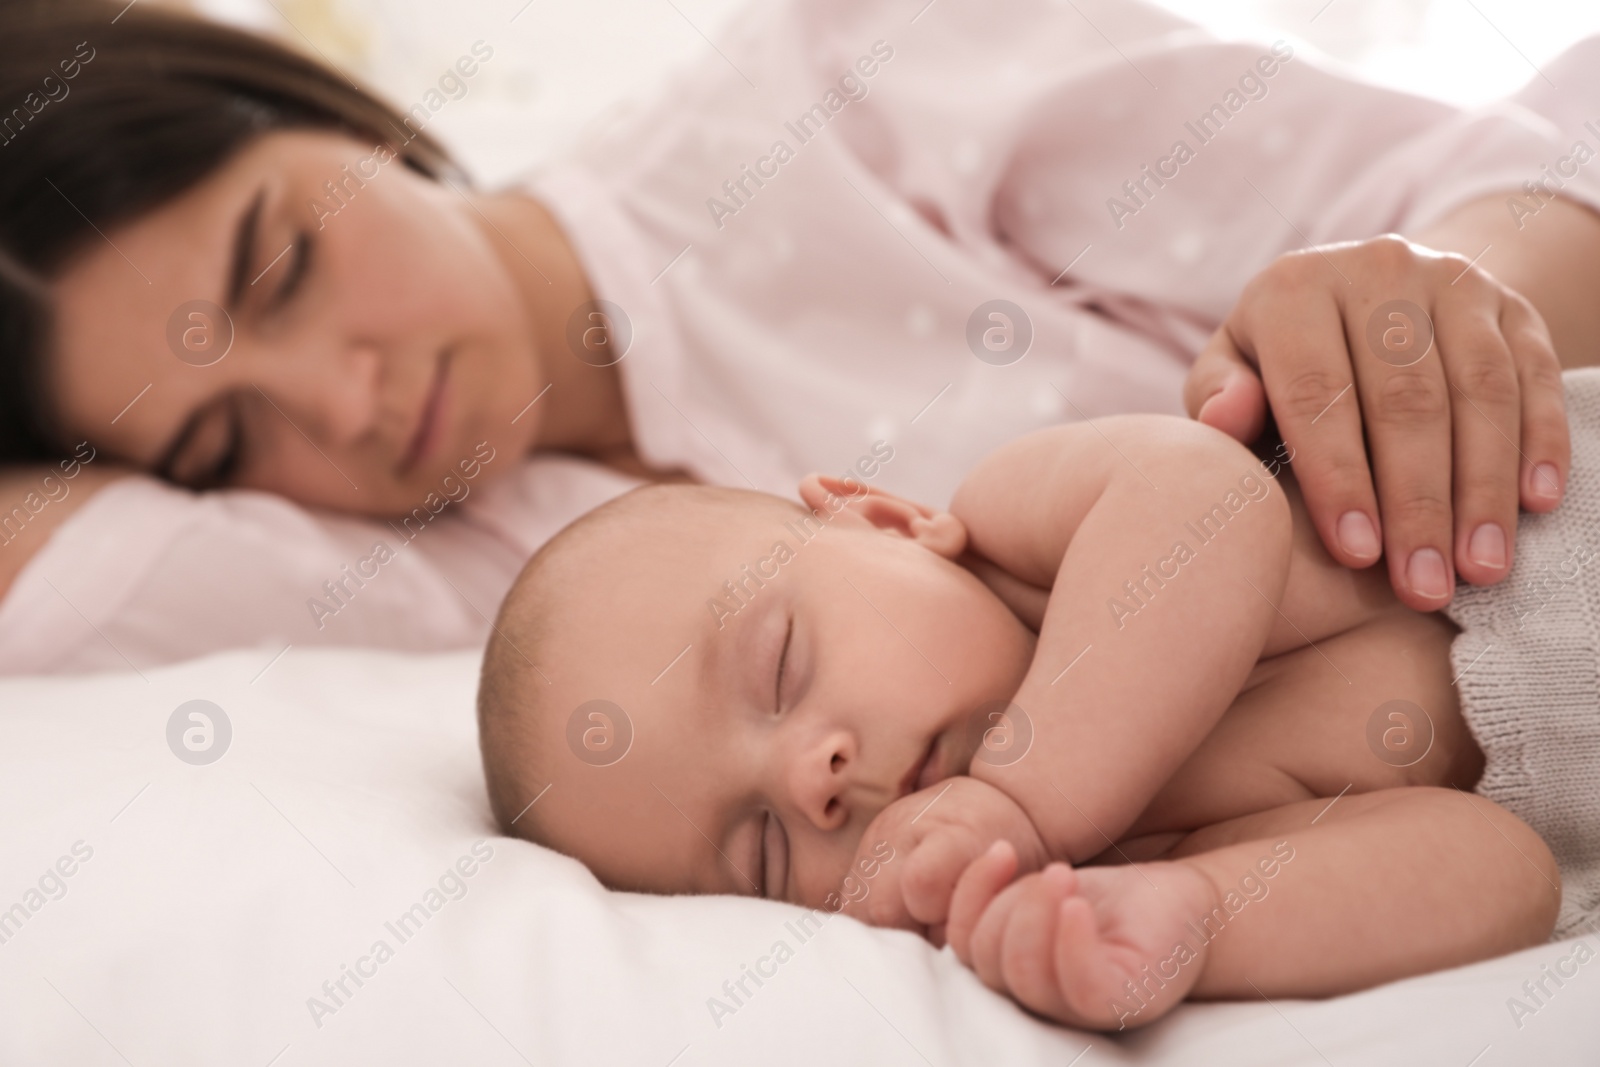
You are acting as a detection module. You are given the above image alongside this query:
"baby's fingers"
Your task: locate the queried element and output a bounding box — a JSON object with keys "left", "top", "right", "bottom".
{"left": 946, "top": 840, "right": 1018, "bottom": 963}
{"left": 999, "top": 865, "right": 1079, "bottom": 1019}
{"left": 901, "top": 828, "right": 990, "bottom": 928}
{"left": 846, "top": 864, "right": 920, "bottom": 931}
{"left": 1052, "top": 896, "right": 1120, "bottom": 1024}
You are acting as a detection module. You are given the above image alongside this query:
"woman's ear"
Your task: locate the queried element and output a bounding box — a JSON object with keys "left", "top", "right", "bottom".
{"left": 796, "top": 474, "right": 968, "bottom": 560}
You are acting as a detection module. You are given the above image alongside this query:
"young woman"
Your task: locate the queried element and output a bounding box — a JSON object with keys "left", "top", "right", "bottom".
{"left": 2, "top": 0, "right": 1599, "bottom": 672}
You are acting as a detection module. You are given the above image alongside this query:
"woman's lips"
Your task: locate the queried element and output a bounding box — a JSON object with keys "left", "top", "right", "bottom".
{"left": 400, "top": 354, "right": 451, "bottom": 475}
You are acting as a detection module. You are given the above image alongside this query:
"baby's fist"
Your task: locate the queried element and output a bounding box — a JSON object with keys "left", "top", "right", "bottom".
{"left": 844, "top": 776, "right": 1048, "bottom": 939}
{"left": 948, "top": 849, "right": 1219, "bottom": 1030}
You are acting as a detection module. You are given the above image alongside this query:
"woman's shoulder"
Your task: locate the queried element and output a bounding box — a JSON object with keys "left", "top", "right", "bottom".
{"left": 0, "top": 461, "right": 133, "bottom": 601}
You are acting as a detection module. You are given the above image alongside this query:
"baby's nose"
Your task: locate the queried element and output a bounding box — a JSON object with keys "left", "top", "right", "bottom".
{"left": 788, "top": 731, "right": 856, "bottom": 832}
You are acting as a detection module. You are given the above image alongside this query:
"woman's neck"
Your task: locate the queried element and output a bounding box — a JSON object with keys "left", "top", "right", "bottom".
{"left": 471, "top": 189, "right": 635, "bottom": 459}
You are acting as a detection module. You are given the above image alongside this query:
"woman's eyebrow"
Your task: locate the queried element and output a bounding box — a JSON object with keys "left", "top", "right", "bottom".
{"left": 224, "top": 188, "right": 266, "bottom": 310}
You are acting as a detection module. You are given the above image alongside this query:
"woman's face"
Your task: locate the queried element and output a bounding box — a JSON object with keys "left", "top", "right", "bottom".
{"left": 48, "top": 129, "right": 542, "bottom": 515}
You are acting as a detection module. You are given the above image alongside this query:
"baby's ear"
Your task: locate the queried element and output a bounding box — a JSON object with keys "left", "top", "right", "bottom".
{"left": 797, "top": 474, "right": 967, "bottom": 559}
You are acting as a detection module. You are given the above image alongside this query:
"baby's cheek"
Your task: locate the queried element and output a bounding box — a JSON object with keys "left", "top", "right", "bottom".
{"left": 794, "top": 836, "right": 867, "bottom": 911}
{"left": 840, "top": 874, "right": 869, "bottom": 904}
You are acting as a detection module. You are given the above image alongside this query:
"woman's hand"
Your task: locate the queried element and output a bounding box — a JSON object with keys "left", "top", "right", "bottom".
{"left": 1184, "top": 233, "right": 1568, "bottom": 612}
{"left": 840, "top": 776, "right": 1049, "bottom": 941}
{"left": 945, "top": 842, "right": 1218, "bottom": 1031}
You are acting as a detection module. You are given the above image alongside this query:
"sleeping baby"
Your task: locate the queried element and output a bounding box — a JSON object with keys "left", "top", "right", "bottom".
{"left": 476, "top": 371, "right": 1600, "bottom": 1030}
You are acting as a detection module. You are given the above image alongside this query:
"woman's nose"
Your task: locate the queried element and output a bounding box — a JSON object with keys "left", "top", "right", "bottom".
{"left": 787, "top": 730, "right": 857, "bottom": 832}
{"left": 258, "top": 341, "right": 382, "bottom": 448}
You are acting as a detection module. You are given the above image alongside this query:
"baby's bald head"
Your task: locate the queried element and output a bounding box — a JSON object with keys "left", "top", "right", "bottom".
{"left": 475, "top": 474, "right": 1032, "bottom": 906}
{"left": 477, "top": 483, "right": 804, "bottom": 847}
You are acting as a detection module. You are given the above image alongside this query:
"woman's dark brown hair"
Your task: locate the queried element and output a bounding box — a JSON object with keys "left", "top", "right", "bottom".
{"left": 0, "top": 0, "right": 456, "bottom": 462}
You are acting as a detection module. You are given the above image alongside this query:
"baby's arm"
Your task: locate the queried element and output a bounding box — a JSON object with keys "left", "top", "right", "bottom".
{"left": 948, "top": 416, "right": 1292, "bottom": 863}
{"left": 945, "top": 787, "right": 1560, "bottom": 1030}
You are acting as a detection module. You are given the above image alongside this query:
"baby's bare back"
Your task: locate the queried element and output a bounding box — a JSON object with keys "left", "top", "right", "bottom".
{"left": 1115, "top": 470, "right": 1484, "bottom": 855}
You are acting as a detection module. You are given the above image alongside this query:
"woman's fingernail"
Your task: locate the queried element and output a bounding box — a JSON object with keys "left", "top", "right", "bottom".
{"left": 1531, "top": 463, "right": 1562, "bottom": 502}
{"left": 1406, "top": 547, "right": 1451, "bottom": 600}
{"left": 1337, "top": 511, "right": 1380, "bottom": 560}
{"left": 1468, "top": 523, "right": 1507, "bottom": 570}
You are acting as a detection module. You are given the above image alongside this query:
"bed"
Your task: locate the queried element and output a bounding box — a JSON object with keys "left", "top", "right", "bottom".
{"left": 1, "top": 647, "right": 1593, "bottom": 1065}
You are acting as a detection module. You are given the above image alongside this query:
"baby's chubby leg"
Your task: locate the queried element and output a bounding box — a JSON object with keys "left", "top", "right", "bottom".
{"left": 944, "top": 788, "right": 1559, "bottom": 1030}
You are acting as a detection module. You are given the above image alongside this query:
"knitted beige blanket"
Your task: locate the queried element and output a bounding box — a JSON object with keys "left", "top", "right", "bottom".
{"left": 1445, "top": 368, "right": 1600, "bottom": 939}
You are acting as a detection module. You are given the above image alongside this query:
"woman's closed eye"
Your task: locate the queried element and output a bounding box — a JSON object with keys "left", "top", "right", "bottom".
{"left": 162, "top": 225, "right": 311, "bottom": 490}
{"left": 163, "top": 393, "right": 244, "bottom": 490}
{"left": 253, "top": 230, "right": 313, "bottom": 313}
{"left": 268, "top": 231, "right": 313, "bottom": 311}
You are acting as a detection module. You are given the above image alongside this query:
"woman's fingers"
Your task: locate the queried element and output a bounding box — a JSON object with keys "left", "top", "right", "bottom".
{"left": 1348, "top": 284, "right": 1459, "bottom": 609}
{"left": 1237, "top": 263, "right": 1385, "bottom": 571}
{"left": 1500, "top": 294, "right": 1569, "bottom": 514}
{"left": 1187, "top": 329, "right": 1267, "bottom": 444}
{"left": 1433, "top": 280, "right": 1522, "bottom": 588}
{"left": 1207, "top": 234, "right": 1575, "bottom": 606}
{"left": 946, "top": 839, "right": 1017, "bottom": 964}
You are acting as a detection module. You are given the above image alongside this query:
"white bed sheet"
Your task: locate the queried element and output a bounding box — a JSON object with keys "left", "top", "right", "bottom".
{"left": 0, "top": 647, "right": 1594, "bottom": 1066}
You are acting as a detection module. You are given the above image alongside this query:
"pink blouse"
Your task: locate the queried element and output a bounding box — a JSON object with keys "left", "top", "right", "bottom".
{"left": 4, "top": 0, "right": 1597, "bottom": 675}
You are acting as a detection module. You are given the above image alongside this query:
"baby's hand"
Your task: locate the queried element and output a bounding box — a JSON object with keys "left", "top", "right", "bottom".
{"left": 842, "top": 776, "right": 1048, "bottom": 940}
{"left": 945, "top": 842, "right": 1218, "bottom": 1031}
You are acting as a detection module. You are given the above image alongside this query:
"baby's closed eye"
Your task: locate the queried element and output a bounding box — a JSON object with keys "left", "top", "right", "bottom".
{"left": 760, "top": 810, "right": 790, "bottom": 899}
